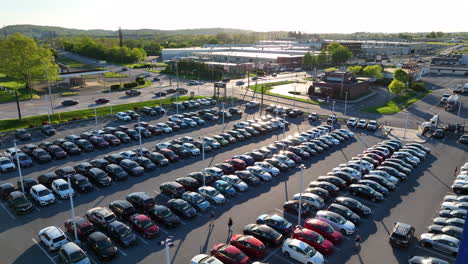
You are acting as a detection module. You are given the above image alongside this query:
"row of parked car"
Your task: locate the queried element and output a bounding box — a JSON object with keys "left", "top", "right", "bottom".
{"left": 416, "top": 162, "right": 468, "bottom": 259}
{"left": 188, "top": 127, "right": 358, "bottom": 264}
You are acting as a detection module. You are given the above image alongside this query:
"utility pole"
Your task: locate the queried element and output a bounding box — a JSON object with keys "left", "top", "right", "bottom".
{"left": 137, "top": 117, "right": 143, "bottom": 155}
{"left": 160, "top": 236, "right": 174, "bottom": 264}
{"left": 67, "top": 175, "right": 79, "bottom": 243}
{"left": 14, "top": 140, "right": 24, "bottom": 193}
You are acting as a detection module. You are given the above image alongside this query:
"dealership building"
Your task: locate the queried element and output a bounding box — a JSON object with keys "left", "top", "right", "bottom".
{"left": 308, "top": 71, "right": 370, "bottom": 100}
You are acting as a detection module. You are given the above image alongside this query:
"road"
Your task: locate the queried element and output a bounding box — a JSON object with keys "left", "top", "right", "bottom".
{"left": 0, "top": 101, "right": 466, "bottom": 264}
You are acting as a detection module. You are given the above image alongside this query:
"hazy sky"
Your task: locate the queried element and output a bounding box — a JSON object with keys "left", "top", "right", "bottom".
{"left": 2, "top": 0, "right": 467, "bottom": 33}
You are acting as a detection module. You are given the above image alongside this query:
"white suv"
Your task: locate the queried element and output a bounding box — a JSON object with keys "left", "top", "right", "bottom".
{"left": 156, "top": 123, "right": 172, "bottom": 133}
{"left": 51, "top": 179, "right": 75, "bottom": 199}
{"left": 116, "top": 112, "right": 131, "bottom": 121}
{"left": 38, "top": 226, "right": 68, "bottom": 251}
{"left": 120, "top": 150, "right": 137, "bottom": 160}
{"left": 30, "top": 184, "right": 56, "bottom": 206}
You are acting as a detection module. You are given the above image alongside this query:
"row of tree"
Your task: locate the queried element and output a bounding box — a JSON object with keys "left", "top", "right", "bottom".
{"left": 61, "top": 38, "right": 147, "bottom": 64}
{"left": 347, "top": 65, "right": 383, "bottom": 79}
{"left": 302, "top": 42, "right": 353, "bottom": 69}
{"left": 0, "top": 33, "right": 58, "bottom": 99}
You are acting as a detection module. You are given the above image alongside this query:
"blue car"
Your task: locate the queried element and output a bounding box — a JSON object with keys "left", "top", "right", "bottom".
{"left": 12, "top": 153, "right": 33, "bottom": 167}
{"left": 232, "top": 155, "right": 255, "bottom": 166}
{"left": 213, "top": 180, "right": 236, "bottom": 197}
{"left": 256, "top": 213, "right": 293, "bottom": 234}
{"left": 181, "top": 191, "right": 211, "bottom": 212}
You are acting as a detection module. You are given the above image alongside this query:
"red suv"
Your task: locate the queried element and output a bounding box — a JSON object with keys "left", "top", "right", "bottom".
{"left": 230, "top": 234, "right": 266, "bottom": 259}
{"left": 64, "top": 216, "right": 95, "bottom": 240}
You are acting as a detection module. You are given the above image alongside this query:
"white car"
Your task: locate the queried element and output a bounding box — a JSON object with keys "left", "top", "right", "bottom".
{"left": 202, "top": 137, "right": 220, "bottom": 149}
{"left": 347, "top": 161, "right": 374, "bottom": 172}
{"left": 204, "top": 167, "right": 224, "bottom": 178}
{"left": 246, "top": 166, "right": 272, "bottom": 181}
{"left": 30, "top": 184, "right": 56, "bottom": 206}
{"left": 197, "top": 99, "right": 210, "bottom": 106}
{"left": 347, "top": 118, "right": 358, "bottom": 127}
{"left": 234, "top": 121, "right": 249, "bottom": 129}
{"left": 183, "top": 143, "right": 200, "bottom": 156}
{"left": 322, "top": 135, "right": 340, "bottom": 145}
{"left": 116, "top": 112, "right": 131, "bottom": 121}
{"left": 0, "top": 157, "right": 16, "bottom": 172}
{"left": 246, "top": 101, "right": 260, "bottom": 108}
{"left": 51, "top": 179, "right": 75, "bottom": 199}
{"left": 441, "top": 202, "right": 468, "bottom": 211}
{"left": 273, "top": 154, "right": 296, "bottom": 167}
{"left": 356, "top": 119, "right": 368, "bottom": 128}
{"left": 183, "top": 118, "right": 197, "bottom": 127}
{"left": 336, "top": 128, "right": 355, "bottom": 137}
{"left": 282, "top": 238, "right": 324, "bottom": 264}
{"left": 254, "top": 162, "right": 280, "bottom": 176}
{"left": 198, "top": 186, "right": 225, "bottom": 205}
{"left": 461, "top": 163, "right": 468, "bottom": 172}
{"left": 419, "top": 233, "right": 459, "bottom": 256}
{"left": 368, "top": 170, "right": 399, "bottom": 184}
{"left": 292, "top": 193, "right": 324, "bottom": 210}
{"left": 191, "top": 254, "right": 223, "bottom": 264}
{"left": 38, "top": 226, "right": 68, "bottom": 251}
{"left": 156, "top": 142, "right": 171, "bottom": 150}
{"left": 315, "top": 210, "right": 355, "bottom": 235}
{"left": 393, "top": 152, "right": 420, "bottom": 164}
{"left": 220, "top": 175, "right": 248, "bottom": 192}
{"left": 120, "top": 150, "right": 137, "bottom": 160}
{"left": 271, "top": 120, "right": 285, "bottom": 129}
{"left": 367, "top": 120, "right": 378, "bottom": 131}
{"left": 156, "top": 123, "right": 172, "bottom": 133}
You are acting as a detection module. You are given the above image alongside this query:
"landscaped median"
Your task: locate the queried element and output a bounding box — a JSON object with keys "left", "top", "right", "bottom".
{"left": 248, "top": 80, "right": 324, "bottom": 105}
{"left": 361, "top": 89, "right": 433, "bottom": 114}
{"left": 0, "top": 96, "right": 205, "bottom": 132}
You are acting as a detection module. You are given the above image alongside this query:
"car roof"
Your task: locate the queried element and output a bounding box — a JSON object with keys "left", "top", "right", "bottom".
{"left": 393, "top": 222, "right": 413, "bottom": 235}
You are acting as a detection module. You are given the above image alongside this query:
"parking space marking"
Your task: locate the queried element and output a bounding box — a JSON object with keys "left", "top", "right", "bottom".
{"left": 271, "top": 252, "right": 297, "bottom": 264}
{"left": 30, "top": 201, "right": 41, "bottom": 212}
{"left": 262, "top": 247, "right": 281, "bottom": 262}
{"left": 136, "top": 235, "right": 149, "bottom": 245}
{"left": 153, "top": 190, "right": 171, "bottom": 199}
{"left": 274, "top": 208, "right": 299, "bottom": 221}
{"left": 158, "top": 226, "right": 170, "bottom": 235}
{"left": 415, "top": 245, "right": 456, "bottom": 261}
{"left": 0, "top": 202, "right": 16, "bottom": 220}
{"left": 31, "top": 238, "right": 57, "bottom": 264}
{"left": 117, "top": 247, "right": 128, "bottom": 257}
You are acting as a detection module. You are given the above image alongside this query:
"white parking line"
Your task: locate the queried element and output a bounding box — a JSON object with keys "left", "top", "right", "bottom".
{"left": 275, "top": 208, "right": 299, "bottom": 221}
{"left": 136, "top": 235, "right": 149, "bottom": 245}
{"left": 415, "top": 245, "right": 456, "bottom": 261}
{"left": 117, "top": 248, "right": 127, "bottom": 256}
{"left": 31, "top": 238, "right": 57, "bottom": 264}
{"left": 158, "top": 226, "right": 170, "bottom": 235}
{"left": 262, "top": 247, "right": 281, "bottom": 262}
{"left": 0, "top": 202, "right": 16, "bottom": 220}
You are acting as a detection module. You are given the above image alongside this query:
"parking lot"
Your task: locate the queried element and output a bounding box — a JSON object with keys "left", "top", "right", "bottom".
{"left": 0, "top": 102, "right": 466, "bottom": 264}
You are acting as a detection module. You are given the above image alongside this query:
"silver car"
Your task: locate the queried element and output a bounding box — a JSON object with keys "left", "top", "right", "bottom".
{"left": 419, "top": 233, "right": 459, "bottom": 256}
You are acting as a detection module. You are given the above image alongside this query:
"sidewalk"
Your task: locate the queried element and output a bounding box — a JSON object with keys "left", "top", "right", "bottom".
{"left": 375, "top": 126, "right": 428, "bottom": 143}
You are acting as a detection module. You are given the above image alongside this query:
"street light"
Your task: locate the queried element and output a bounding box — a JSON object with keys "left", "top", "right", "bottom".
{"left": 137, "top": 117, "right": 143, "bottom": 155}
{"left": 332, "top": 101, "right": 336, "bottom": 114}
{"left": 93, "top": 106, "right": 99, "bottom": 136}
{"left": 13, "top": 140, "right": 25, "bottom": 193}
{"left": 160, "top": 236, "right": 174, "bottom": 264}
{"left": 200, "top": 136, "right": 206, "bottom": 186}
{"left": 297, "top": 164, "right": 306, "bottom": 226}
{"left": 43, "top": 61, "right": 54, "bottom": 115}
{"left": 66, "top": 175, "right": 79, "bottom": 243}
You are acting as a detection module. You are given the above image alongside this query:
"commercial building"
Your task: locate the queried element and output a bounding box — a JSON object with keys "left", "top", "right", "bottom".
{"left": 195, "top": 51, "right": 303, "bottom": 69}
{"left": 308, "top": 71, "right": 369, "bottom": 100}
{"left": 430, "top": 54, "right": 468, "bottom": 75}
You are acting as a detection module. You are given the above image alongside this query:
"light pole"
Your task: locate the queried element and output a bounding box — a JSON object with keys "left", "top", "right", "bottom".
{"left": 344, "top": 92, "right": 349, "bottom": 116}
{"left": 294, "top": 85, "right": 297, "bottom": 107}
{"left": 298, "top": 164, "right": 305, "bottom": 226}
{"left": 14, "top": 140, "right": 25, "bottom": 193}
{"left": 43, "top": 61, "right": 54, "bottom": 114}
{"left": 137, "top": 117, "right": 143, "bottom": 155}
{"left": 201, "top": 137, "right": 206, "bottom": 186}
{"left": 159, "top": 83, "right": 163, "bottom": 106}
{"left": 222, "top": 102, "right": 225, "bottom": 128}
{"left": 160, "top": 236, "right": 174, "bottom": 264}
{"left": 67, "top": 175, "right": 79, "bottom": 243}
{"left": 93, "top": 106, "right": 99, "bottom": 136}
{"left": 457, "top": 101, "right": 462, "bottom": 125}
{"left": 106, "top": 77, "right": 112, "bottom": 115}
{"left": 332, "top": 101, "right": 336, "bottom": 114}
{"left": 175, "top": 63, "right": 180, "bottom": 115}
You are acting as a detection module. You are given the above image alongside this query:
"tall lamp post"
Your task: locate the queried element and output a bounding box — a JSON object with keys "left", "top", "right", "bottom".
{"left": 137, "top": 117, "right": 143, "bottom": 155}
{"left": 200, "top": 136, "right": 206, "bottom": 186}
{"left": 160, "top": 236, "right": 174, "bottom": 264}
{"left": 13, "top": 140, "right": 25, "bottom": 193}
{"left": 297, "top": 164, "right": 305, "bottom": 226}
{"left": 66, "top": 175, "right": 79, "bottom": 243}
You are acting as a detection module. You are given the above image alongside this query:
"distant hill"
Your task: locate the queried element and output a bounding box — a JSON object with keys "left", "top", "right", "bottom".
{"left": 1, "top": 24, "right": 255, "bottom": 38}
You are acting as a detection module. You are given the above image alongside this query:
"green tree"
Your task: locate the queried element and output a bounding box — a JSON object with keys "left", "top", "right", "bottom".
{"left": 326, "top": 42, "right": 352, "bottom": 64}
{"left": 394, "top": 68, "right": 408, "bottom": 84}
{"left": 317, "top": 49, "right": 328, "bottom": 67}
{"left": 388, "top": 79, "right": 405, "bottom": 96}
{"left": 302, "top": 52, "right": 313, "bottom": 70}
{"left": 0, "top": 33, "right": 58, "bottom": 99}
{"left": 347, "top": 65, "right": 363, "bottom": 75}
{"left": 362, "top": 65, "right": 383, "bottom": 79}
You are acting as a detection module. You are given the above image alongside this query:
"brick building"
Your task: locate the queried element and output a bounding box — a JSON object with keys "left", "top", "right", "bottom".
{"left": 308, "top": 71, "right": 369, "bottom": 100}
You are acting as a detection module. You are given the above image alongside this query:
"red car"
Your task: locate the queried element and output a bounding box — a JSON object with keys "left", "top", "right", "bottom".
{"left": 88, "top": 136, "right": 109, "bottom": 148}
{"left": 129, "top": 214, "right": 159, "bottom": 238}
{"left": 292, "top": 227, "right": 334, "bottom": 255}
{"left": 304, "top": 218, "right": 342, "bottom": 244}
{"left": 230, "top": 234, "right": 266, "bottom": 259}
{"left": 159, "top": 148, "right": 179, "bottom": 162}
{"left": 95, "top": 98, "right": 110, "bottom": 104}
{"left": 211, "top": 243, "right": 250, "bottom": 264}
{"left": 64, "top": 216, "right": 95, "bottom": 240}
{"left": 224, "top": 159, "right": 247, "bottom": 171}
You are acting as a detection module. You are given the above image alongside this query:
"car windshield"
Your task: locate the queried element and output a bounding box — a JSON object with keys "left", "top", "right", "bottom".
{"left": 303, "top": 245, "right": 316, "bottom": 257}
{"left": 117, "top": 226, "right": 132, "bottom": 237}
{"left": 156, "top": 208, "right": 171, "bottom": 218}
{"left": 193, "top": 196, "right": 204, "bottom": 203}
{"left": 58, "top": 184, "right": 69, "bottom": 191}
{"left": 141, "top": 220, "right": 153, "bottom": 229}
{"left": 97, "top": 238, "right": 112, "bottom": 248}
{"left": 38, "top": 189, "right": 50, "bottom": 196}
{"left": 69, "top": 250, "right": 86, "bottom": 262}
{"left": 52, "top": 235, "right": 66, "bottom": 243}
{"left": 205, "top": 188, "right": 218, "bottom": 196}
{"left": 77, "top": 179, "right": 88, "bottom": 185}
{"left": 96, "top": 172, "right": 107, "bottom": 179}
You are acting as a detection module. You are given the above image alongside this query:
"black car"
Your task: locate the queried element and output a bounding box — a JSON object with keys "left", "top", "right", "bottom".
{"left": 88, "top": 136, "right": 109, "bottom": 148}
{"left": 141, "top": 106, "right": 157, "bottom": 116}
{"left": 228, "top": 107, "right": 242, "bottom": 116}
{"left": 334, "top": 196, "right": 372, "bottom": 217}
{"left": 90, "top": 159, "right": 110, "bottom": 170}
{"left": 104, "top": 154, "right": 124, "bottom": 165}
{"left": 119, "top": 159, "right": 144, "bottom": 176}
{"left": 243, "top": 224, "right": 283, "bottom": 247}
{"left": 168, "top": 144, "right": 191, "bottom": 158}
{"left": 358, "top": 180, "right": 389, "bottom": 196}
{"left": 389, "top": 222, "right": 414, "bottom": 248}
{"left": 214, "top": 163, "right": 236, "bottom": 175}
{"left": 146, "top": 125, "right": 164, "bottom": 136}
{"left": 305, "top": 187, "right": 330, "bottom": 201}
{"left": 154, "top": 91, "right": 167, "bottom": 97}
{"left": 109, "top": 200, "right": 137, "bottom": 221}
{"left": 362, "top": 175, "right": 396, "bottom": 191}
{"left": 75, "top": 139, "right": 94, "bottom": 152}
{"left": 17, "top": 178, "right": 38, "bottom": 192}
{"left": 433, "top": 129, "right": 445, "bottom": 139}
{"left": 244, "top": 151, "right": 264, "bottom": 162}
{"left": 234, "top": 171, "right": 261, "bottom": 186}
{"left": 377, "top": 166, "right": 407, "bottom": 181}
{"left": 287, "top": 109, "right": 304, "bottom": 118}
{"left": 42, "top": 144, "right": 67, "bottom": 159}
{"left": 126, "top": 129, "right": 140, "bottom": 140}
{"left": 167, "top": 198, "right": 197, "bottom": 219}
{"left": 102, "top": 134, "right": 121, "bottom": 146}
{"left": 125, "top": 110, "right": 140, "bottom": 120}
{"left": 328, "top": 171, "right": 355, "bottom": 185}
{"left": 316, "top": 176, "right": 347, "bottom": 190}
{"left": 125, "top": 89, "right": 141, "bottom": 96}
{"left": 19, "top": 144, "right": 37, "bottom": 156}
{"left": 349, "top": 184, "right": 384, "bottom": 202}
{"left": 87, "top": 168, "right": 112, "bottom": 187}
{"left": 160, "top": 182, "right": 185, "bottom": 198}
{"left": 147, "top": 205, "right": 181, "bottom": 228}
{"left": 126, "top": 192, "right": 155, "bottom": 212}
{"left": 40, "top": 125, "right": 56, "bottom": 136}
{"left": 105, "top": 221, "right": 137, "bottom": 248}
{"left": 73, "top": 162, "right": 92, "bottom": 177}
{"left": 61, "top": 142, "right": 81, "bottom": 155}
{"left": 283, "top": 200, "right": 312, "bottom": 216}
{"left": 8, "top": 191, "right": 33, "bottom": 215}
{"left": 114, "top": 131, "right": 131, "bottom": 143}
{"left": 15, "top": 129, "right": 31, "bottom": 140}
{"left": 287, "top": 146, "right": 310, "bottom": 159}
{"left": 308, "top": 181, "right": 340, "bottom": 196}
{"left": 0, "top": 183, "right": 16, "bottom": 200}
{"left": 134, "top": 157, "right": 157, "bottom": 171}
{"left": 70, "top": 174, "right": 93, "bottom": 193}
{"left": 264, "top": 158, "right": 289, "bottom": 172}
{"left": 105, "top": 164, "right": 129, "bottom": 181}
{"left": 175, "top": 177, "right": 200, "bottom": 191}
{"left": 165, "top": 121, "right": 180, "bottom": 131}
{"left": 152, "top": 106, "right": 166, "bottom": 115}
{"left": 55, "top": 166, "right": 76, "bottom": 178}
{"left": 380, "top": 161, "right": 411, "bottom": 176}
{"left": 38, "top": 172, "right": 59, "bottom": 188}
{"left": 30, "top": 148, "right": 52, "bottom": 163}
{"left": 62, "top": 100, "right": 79, "bottom": 106}
{"left": 327, "top": 203, "right": 361, "bottom": 224}
{"left": 147, "top": 152, "right": 169, "bottom": 167}
{"left": 87, "top": 232, "right": 118, "bottom": 260}
{"left": 187, "top": 172, "right": 216, "bottom": 186}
